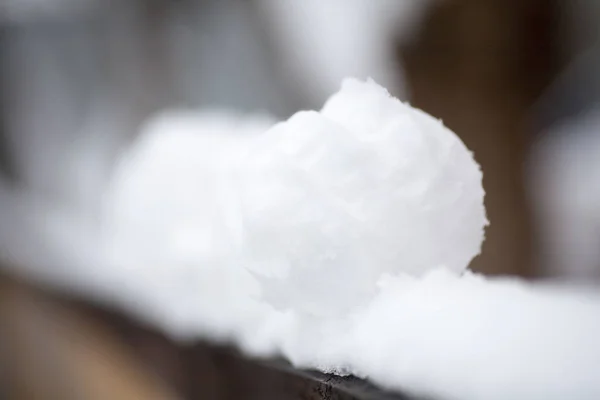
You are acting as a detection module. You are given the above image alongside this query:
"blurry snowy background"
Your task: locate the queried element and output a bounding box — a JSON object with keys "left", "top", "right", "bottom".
{"left": 1, "top": 0, "right": 600, "bottom": 398}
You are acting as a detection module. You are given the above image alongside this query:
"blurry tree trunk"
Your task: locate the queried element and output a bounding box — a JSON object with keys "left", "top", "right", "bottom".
{"left": 401, "top": 0, "right": 561, "bottom": 277}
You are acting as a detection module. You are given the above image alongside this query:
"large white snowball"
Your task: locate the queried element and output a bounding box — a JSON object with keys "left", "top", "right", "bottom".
{"left": 239, "top": 79, "right": 487, "bottom": 316}
{"left": 103, "top": 78, "right": 486, "bottom": 324}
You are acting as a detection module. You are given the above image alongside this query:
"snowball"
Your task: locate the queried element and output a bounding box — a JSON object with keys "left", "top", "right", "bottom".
{"left": 103, "top": 80, "right": 486, "bottom": 323}
{"left": 101, "top": 78, "right": 485, "bottom": 334}
{"left": 239, "top": 79, "right": 486, "bottom": 316}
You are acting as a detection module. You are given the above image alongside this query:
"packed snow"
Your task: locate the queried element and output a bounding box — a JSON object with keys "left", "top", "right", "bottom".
{"left": 234, "top": 79, "right": 486, "bottom": 317}
{"left": 2, "top": 79, "right": 600, "bottom": 400}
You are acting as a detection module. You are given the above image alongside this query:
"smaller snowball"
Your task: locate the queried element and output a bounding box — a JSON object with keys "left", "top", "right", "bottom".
{"left": 101, "top": 110, "right": 277, "bottom": 339}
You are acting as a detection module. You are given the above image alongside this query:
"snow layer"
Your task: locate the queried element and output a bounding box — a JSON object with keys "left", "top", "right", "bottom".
{"left": 299, "top": 269, "right": 600, "bottom": 400}
{"left": 3, "top": 79, "right": 600, "bottom": 400}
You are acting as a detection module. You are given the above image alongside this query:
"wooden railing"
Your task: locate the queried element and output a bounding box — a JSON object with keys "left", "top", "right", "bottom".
{"left": 0, "top": 273, "right": 427, "bottom": 400}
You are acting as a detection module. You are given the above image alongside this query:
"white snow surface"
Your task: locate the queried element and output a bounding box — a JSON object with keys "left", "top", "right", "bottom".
{"left": 3, "top": 79, "right": 600, "bottom": 399}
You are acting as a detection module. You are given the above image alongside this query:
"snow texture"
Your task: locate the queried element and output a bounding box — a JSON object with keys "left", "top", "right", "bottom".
{"left": 3, "top": 79, "right": 600, "bottom": 400}
{"left": 235, "top": 79, "right": 486, "bottom": 317}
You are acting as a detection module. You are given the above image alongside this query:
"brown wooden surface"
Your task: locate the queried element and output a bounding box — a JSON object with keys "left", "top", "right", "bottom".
{"left": 0, "top": 275, "right": 180, "bottom": 400}
{"left": 0, "top": 274, "right": 419, "bottom": 400}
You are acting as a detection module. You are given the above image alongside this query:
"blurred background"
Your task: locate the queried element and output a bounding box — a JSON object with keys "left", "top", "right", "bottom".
{"left": 1, "top": 0, "right": 600, "bottom": 398}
